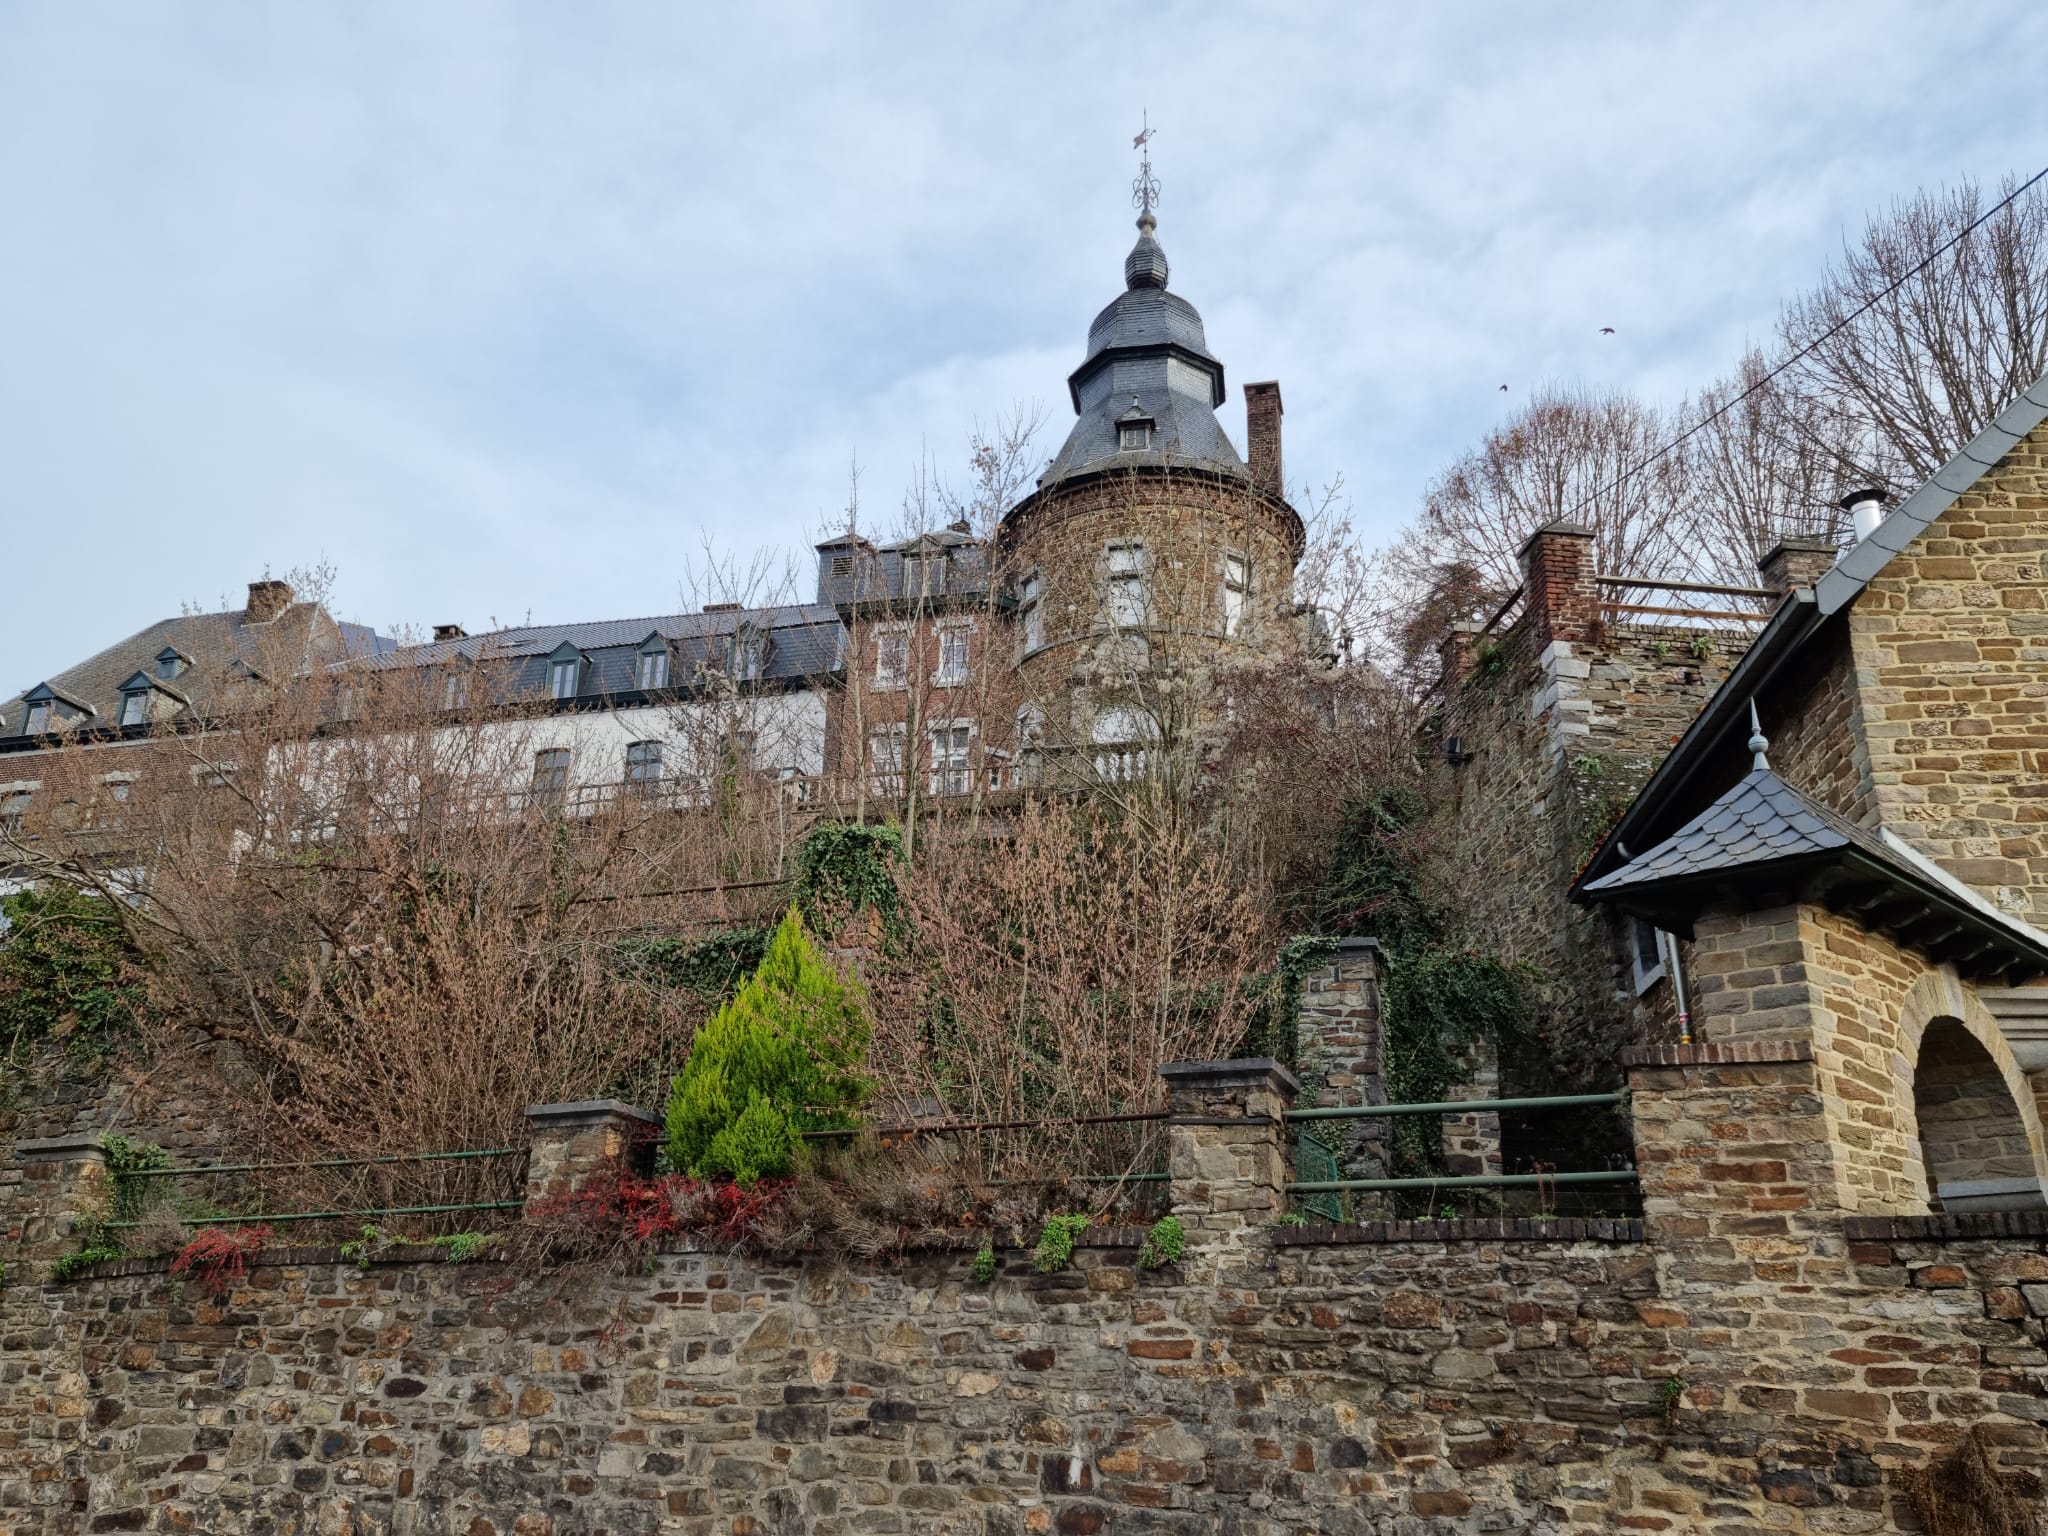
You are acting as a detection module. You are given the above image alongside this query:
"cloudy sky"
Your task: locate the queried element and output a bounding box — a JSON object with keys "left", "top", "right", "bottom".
{"left": 3, "top": 3, "right": 2043, "bottom": 687}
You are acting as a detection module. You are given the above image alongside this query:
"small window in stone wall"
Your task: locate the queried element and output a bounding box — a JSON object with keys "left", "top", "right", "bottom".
{"left": 1628, "top": 915, "right": 1667, "bottom": 994}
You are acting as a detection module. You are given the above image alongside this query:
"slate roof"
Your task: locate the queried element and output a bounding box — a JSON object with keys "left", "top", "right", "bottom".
{"left": 1037, "top": 220, "right": 1250, "bottom": 493}
{"left": 354, "top": 602, "right": 844, "bottom": 701}
{"left": 1583, "top": 762, "right": 2048, "bottom": 984}
{"left": 812, "top": 527, "right": 991, "bottom": 610}
{"left": 1585, "top": 767, "right": 1889, "bottom": 892}
{"left": 3, "top": 599, "right": 389, "bottom": 747}
{"left": 1576, "top": 364, "right": 2048, "bottom": 891}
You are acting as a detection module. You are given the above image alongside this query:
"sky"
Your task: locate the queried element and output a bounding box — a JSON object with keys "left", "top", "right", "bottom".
{"left": 3, "top": 2, "right": 2044, "bottom": 689}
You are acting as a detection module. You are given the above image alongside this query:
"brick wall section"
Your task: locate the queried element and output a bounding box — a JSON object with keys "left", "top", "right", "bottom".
{"left": 1519, "top": 521, "right": 1599, "bottom": 648}
{"left": 1915, "top": 1021, "right": 2040, "bottom": 1191}
{"left": 1843, "top": 415, "right": 2048, "bottom": 924}
{"left": 1761, "top": 624, "right": 1876, "bottom": 825}
{"left": 1682, "top": 899, "right": 2048, "bottom": 1216}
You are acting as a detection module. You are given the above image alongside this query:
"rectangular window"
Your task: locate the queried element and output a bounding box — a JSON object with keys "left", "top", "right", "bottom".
{"left": 732, "top": 635, "right": 765, "bottom": 683}
{"left": 24, "top": 701, "right": 51, "bottom": 734}
{"left": 867, "top": 724, "right": 905, "bottom": 797}
{"left": 0, "top": 788, "right": 29, "bottom": 830}
{"left": 929, "top": 724, "right": 973, "bottom": 796}
{"left": 1119, "top": 421, "right": 1152, "bottom": 450}
{"left": 935, "top": 626, "right": 970, "bottom": 687}
{"left": 531, "top": 747, "right": 571, "bottom": 804}
{"left": 1629, "top": 916, "right": 1668, "bottom": 994}
{"left": 874, "top": 629, "right": 910, "bottom": 690}
{"left": 443, "top": 670, "right": 469, "bottom": 711}
{"left": 118, "top": 692, "right": 149, "bottom": 728}
{"left": 156, "top": 653, "right": 182, "bottom": 681}
{"left": 624, "top": 741, "right": 663, "bottom": 786}
{"left": 549, "top": 658, "right": 580, "bottom": 700}
{"left": 636, "top": 648, "right": 669, "bottom": 691}
{"left": 1222, "top": 551, "right": 1250, "bottom": 636}
{"left": 1106, "top": 543, "right": 1146, "bottom": 629}
{"left": 902, "top": 553, "right": 943, "bottom": 599}
{"left": 1019, "top": 571, "right": 1044, "bottom": 654}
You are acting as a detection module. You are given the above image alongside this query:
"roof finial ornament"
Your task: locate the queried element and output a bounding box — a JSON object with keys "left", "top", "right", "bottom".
{"left": 1132, "top": 111, "right": 1160, "bottom": 232}
{"left": 1748, "top": 699, "right": 1772, "bottom": 772}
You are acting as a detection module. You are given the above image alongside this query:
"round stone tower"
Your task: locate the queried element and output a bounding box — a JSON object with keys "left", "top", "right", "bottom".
{"left": 999, "top": 200, "right": 1304, "bottom": 783}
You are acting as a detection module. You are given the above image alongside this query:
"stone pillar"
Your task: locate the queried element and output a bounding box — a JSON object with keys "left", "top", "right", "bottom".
{"left": 1441, "top": 1041, "right": 1504, "bottom": 1179}
{"left": 1516, "top": 521, "right": 1599, "bottom": 648}
{"left": 1437, "top": 619, "right": 1481, "bottom": 693}
{"left": 522, "top": 1100, "right": 660, "bottom": 1209}
{"left": 1294, "top": 938, "right": 1385, "bottom": 1178}
{"left": 11, "top": 1134, "right": 108, "bottom": 1269}
{"left": 1161, "top": 1058, "right": 1297, "bottom": 1249}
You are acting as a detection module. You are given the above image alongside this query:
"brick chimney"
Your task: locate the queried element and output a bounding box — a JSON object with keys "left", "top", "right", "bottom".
{"left": 433, "top": 623, "right": 468, "bottom": 642}
{"left": 1244, "top": 381, "right": 1283, "bottom": 498}
{"left": 246, "top": 579, "right": 294, "bottom": 624}
{"left": 1516, "top": 522, "right": 1598, "bottom": 647}
{"left": 1756, "top": 536, "right": 1836, "bottom": 602}
{"left": 1437, "top": 619, "right": 1481, "bottom": 690}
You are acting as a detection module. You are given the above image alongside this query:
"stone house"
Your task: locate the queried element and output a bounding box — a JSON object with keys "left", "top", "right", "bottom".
{"left": 1571, "top": 369, "right": 2048, "bottom": 1216}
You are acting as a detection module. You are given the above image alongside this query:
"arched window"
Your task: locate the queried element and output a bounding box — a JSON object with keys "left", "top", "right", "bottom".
{"left": 1915, "top": 1019, "right": 2045, "bottom": 1212}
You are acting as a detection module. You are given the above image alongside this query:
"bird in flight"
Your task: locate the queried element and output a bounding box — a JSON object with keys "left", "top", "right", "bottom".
{"left": 1600, "top": 326, "right": 1616, "bottom": 335}
{"left": 1499, "top": 384, "right": 1509, "bottom": 392}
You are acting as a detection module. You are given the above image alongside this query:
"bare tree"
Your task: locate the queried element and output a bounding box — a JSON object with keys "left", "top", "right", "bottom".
{"left": 1779, "top": 172, "right": 2048, "bottom": 487}
{"left": 1397, "top": 385, "right": 1694, "bottom": 603}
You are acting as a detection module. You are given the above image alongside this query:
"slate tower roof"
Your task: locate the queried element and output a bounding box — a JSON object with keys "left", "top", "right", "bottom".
{"left": 1039, "top": 205, "right": 1249, "bottom": 491}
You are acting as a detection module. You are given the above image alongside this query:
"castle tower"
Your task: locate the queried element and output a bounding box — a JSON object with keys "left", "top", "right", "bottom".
{"left": 999, "top": 155, "right": 1304, "bottom": 787}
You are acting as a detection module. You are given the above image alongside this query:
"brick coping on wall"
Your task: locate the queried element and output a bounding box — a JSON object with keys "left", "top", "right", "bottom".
{"left": 1272, "top": 1216, "right": 1645, "bottom": 1246}
{"left": 1619, "top": 1040, "right": 1815, "bottom": 1068}
{"left": 1842, "top": 1210, "right": 2048, "bottom": 1243}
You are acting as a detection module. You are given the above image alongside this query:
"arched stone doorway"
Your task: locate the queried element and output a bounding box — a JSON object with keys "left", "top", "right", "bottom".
{"left": 1915, "top": 1017, "right": 2047, "bottom": 1212}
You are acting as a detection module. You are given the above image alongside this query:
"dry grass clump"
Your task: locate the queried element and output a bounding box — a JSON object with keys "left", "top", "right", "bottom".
{"left": 1901, "top": 1429, "right": 2046, "bottom": 1536}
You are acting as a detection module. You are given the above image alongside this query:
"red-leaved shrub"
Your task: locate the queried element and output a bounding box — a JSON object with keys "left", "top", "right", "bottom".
{"left": 169, "top": 1225, "right": 275, "bottom": 1293}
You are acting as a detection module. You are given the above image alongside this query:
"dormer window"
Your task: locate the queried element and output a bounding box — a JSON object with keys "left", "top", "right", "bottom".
{"left": 24, "top": 700, "right": 52, "bottom": 735}
{"left": 1117, "top": 400, "right": 1155, "bottom": 452}
{"left": 546, "top": 644, "right": 584, "bottom": 701}
{"left": 730, "top": 627, "right": 768, "bottom": 684}
{"left": 155, "top": 647, "right": 189, "bottom": 682}
{"left": 636, "top": 636, "right": 670, "bottom": 692}
{"left": 902, "top": 550, "right": 946, "bottom": 599}
{"left": 119, "top": 690, "right": 150, "bottom": 728}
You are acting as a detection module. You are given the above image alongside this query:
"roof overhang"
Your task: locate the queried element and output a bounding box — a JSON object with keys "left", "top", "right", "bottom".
{"left": 1587, "top": 845, "right": 2048, "bottom": 987}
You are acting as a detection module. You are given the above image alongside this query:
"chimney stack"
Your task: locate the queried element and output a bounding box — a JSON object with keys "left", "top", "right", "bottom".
{"left": 1840, "top": 487, "right": 1888, "bottom": 543}
{"left": 246, "top": 579, "right": 294, "bottom": 624}
{"left": 1756, "top": 536, "right": 1837, "bottom": 602}
{"left": 433, "top": 623, "right": 468, "bottom": 642}
{"left": 1517, "top": 521, "right": 1599, "bottom": 648}
{"left": 1244, "top": 381, "right": 1283, "bottom": 498}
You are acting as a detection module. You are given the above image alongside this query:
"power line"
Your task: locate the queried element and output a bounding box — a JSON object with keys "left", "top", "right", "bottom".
{"left": 1563, "top": 162, "right": 2048, "bottom": 523}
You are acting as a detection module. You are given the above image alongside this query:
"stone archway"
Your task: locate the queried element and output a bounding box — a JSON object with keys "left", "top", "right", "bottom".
{"left": 1899, "top": 972, "right": 2048, "bottom": 1213}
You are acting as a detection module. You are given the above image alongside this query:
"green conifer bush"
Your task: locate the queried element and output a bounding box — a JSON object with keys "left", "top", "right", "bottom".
{"left": 663, "top": 907, "right": 871, "bottom": 1184}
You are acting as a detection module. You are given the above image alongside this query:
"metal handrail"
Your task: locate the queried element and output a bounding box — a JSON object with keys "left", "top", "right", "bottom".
{"left": 118, "top": 1147, "right": 526, "bottom": 1179}
{"left": 1592, "top": 575, "right": 1773, "bottom": 599}
{"left": 1284, "top": 1091, "right": 1625, "bottom": 1122}
{"left": 102, "top": 1199, "right": 527, "bottom": 1230}
{"left": 1288, "top": 1170, "right": 1638, "bottom": 1194}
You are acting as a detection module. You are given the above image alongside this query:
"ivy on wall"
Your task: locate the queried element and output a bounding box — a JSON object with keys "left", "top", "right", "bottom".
{"left": 0, "top": 885, "right": 140, "bottom": 1071}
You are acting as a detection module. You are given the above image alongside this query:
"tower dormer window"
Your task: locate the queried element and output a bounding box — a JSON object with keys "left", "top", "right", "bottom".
{"left": 1119, "top": 419, "right": 1153, "bottom": 451}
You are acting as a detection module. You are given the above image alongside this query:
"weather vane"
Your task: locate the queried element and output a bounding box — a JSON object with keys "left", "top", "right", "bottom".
{"left": 1132, "top": 111, "right": 1160, "bottom": 226}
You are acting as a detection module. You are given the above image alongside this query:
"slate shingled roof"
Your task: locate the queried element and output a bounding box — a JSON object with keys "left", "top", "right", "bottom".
{"left": 1584, "top": 767, "right": 1887, "bottom": 892}
{"left": 1583, "top": 763, "right": 2048, "bottom": 984}
{"left": 354, "top": 602, "right": 843, "bottom": 701}
{"left": 3, "top": 599, "right": 389, "bottom": 747}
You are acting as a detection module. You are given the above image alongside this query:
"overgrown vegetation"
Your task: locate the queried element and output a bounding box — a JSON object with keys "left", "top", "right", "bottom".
{"left": 1139, "top": 1214, "right": 1184, "bottom": 1269}
{"left": 1032, "top": 1213, "right": 1092, "bottom": 1273}
{"left": 0, "top": 885, "right": 140, "bottom": 1069}
{"left": 1900, "top": 1426, "right": 2046, "bottom": 1536}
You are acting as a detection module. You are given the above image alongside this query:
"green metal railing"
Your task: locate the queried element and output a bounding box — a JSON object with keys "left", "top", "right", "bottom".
{"left": 103, "top": 1146, "right": 529, "bottom": 1231}
{"left": 1280, "top": 1090, "right": 1635, "bottom": 1198}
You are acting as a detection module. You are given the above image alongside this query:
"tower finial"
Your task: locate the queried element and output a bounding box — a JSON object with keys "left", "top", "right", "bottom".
{"left": 1748, "top": 699, "right": 1771, "bottom": 772}
{"left": 1131, "top": 111, "right": 1160, "bottom": 233}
